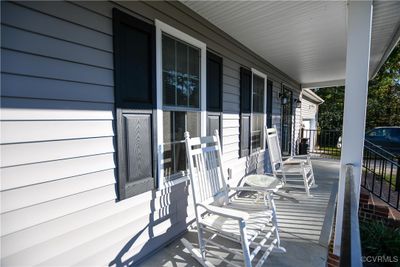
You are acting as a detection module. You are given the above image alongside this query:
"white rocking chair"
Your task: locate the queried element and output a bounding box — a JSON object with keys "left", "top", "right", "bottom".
{"left": 265, "top": 127, "right": 316, "bottom": 197}
{"left": 181, "top": 130, "right": 285, "bottom": 267}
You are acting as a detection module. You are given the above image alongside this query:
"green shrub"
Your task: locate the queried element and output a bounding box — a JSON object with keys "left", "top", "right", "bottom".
{"left": 360, "top": 220, "right": 400, "bottom": 257}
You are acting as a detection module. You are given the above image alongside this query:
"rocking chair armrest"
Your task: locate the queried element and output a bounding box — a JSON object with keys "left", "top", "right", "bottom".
{"left": 197, "top": 203, "right": 249, "bottom": 221}
{"left": 283, "top": 155, "right": 310, "bottom": 161}
{"left": 229, "top": 186, "right": 281, "bottom": 193}
{"left": 290, "top": 155, "right": 310, "bottom": 160}
{"left": 282, "top": 157, "right": 310, "bottom": 165}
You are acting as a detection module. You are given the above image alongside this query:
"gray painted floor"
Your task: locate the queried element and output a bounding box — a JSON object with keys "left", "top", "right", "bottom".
{"left": 139, "top": 159, "right": 340, "bottom": 267}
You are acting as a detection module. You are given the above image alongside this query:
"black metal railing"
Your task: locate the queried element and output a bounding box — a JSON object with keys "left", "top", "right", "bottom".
{"left": 362, "top": 142, "right": 400, "bottom": 211}
{"left": 300, "top": 128, "right": 342, "bottom": 158}
{"left": 300, "top": 128, "right": 400, "bottom": 210}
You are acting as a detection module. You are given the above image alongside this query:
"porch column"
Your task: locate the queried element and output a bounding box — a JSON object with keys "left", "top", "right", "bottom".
{"left": 333, "top": 0, "right": 373, "bottom": 256}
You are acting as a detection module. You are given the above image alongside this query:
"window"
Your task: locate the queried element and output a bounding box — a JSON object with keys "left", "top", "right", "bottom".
{"left": 240, "top": 68, "right": 267, "bottom": 156}
{"left": 240, "top": 68, "right": 252, "bottom": 157}
{"left": 368, "top": 129, "right": 384, "bottom": 137}
{"left": 161, "top": 34, "right": 201, "bottom": 180}
{"left": 163, "top": 111, "right": 200, "bottom": 179}
{"left": 266, "top": 80, "right": 273, "bottom": 128}
{"left": 251, "top": 72, "right": 266, "bottom": 152}
{"left": 156, "top": 20, "right": 206, "bottom": 184}
{"left": 162, "top": 34, "right": 200, "bottom": 108}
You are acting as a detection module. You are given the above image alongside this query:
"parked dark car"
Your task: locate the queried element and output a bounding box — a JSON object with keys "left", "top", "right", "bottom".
{"left": 337, "top": 127, "right": 400, "bottom": 156}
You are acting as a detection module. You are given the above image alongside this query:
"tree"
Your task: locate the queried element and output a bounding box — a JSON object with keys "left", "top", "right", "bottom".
{"left": 366, "top": 43, "right": 400, "bottom": 129}
{"left": 313, "top": 86, "right": 344, "bottom": 130}
{"left": 314, "top": 42, "right": 400, "bottom": 130}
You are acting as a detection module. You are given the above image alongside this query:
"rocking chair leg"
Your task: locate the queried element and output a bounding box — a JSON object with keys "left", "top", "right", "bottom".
{"left": 281, "top": 172, "right": 287, "bottom": 185}
{"left": 181, "top": 238, "right": 215, "bottom": 267}
{"left": 310, "top": 169, "right": 316, "bottom": 187}
{"left": 266, "top": 192, "right": 285, "bottom": 251}
{"left": 197, "top": 226, "right": 207, "bottom": 259}
{"left": 307, "top": 158, "right": 317, "bottom": 187}
{"left": 301, "top": 163, "right": 312, "bottom": 197}
{"left": 238, "top": 220, "right": 252, "bottom": 267}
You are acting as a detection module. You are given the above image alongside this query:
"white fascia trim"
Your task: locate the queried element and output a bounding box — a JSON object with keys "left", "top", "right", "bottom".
{"left": 155, "top": 19, "right": 207, "bottom": 190}
{"left": 302, "top": 79, "right": 345, "bottom": 89}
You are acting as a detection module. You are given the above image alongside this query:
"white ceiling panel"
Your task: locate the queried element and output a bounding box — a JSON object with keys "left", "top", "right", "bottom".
{"left": 182, "top": 1, "right": 400, "bottom": 87}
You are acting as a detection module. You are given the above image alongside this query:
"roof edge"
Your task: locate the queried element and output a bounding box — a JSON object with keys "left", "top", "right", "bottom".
{"left": 302, "top": 89, "right": 324, "bottom": 104}
{"left": 302, "top": 79, "right": 345, "bottom": 89}
{"left": 371, "top": 22, "right": 400, "bottom": 79}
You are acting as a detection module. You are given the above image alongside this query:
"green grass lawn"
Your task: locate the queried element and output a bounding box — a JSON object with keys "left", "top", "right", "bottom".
{"left": 362, "top": 167, "right": 398, "bottom": 190}
{"left": 381, "top": 173, "right": 398, "bottom": 190}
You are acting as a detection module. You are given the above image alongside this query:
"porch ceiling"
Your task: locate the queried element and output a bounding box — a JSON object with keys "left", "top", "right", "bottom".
{"left": 181, "top": 1, "right": 400, "bottom": 88}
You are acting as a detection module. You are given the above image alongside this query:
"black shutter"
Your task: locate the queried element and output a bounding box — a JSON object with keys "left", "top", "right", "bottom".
{"left": 207, "top": 51, "right": 222, "bottom": 112}
{"left": 113, "top": 9, "right": 156, "bottom": 200}
{"left": 207, "top": 51, "right": 223, "bottom": 139}
{"left": 240, "top": 67, "right": 252, "bottom": 157}
{"left": 267, "top": 80, "right": 273, "bottom": 128}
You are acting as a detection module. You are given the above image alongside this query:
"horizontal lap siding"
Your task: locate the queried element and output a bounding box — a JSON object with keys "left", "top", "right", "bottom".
{"left": 2, "top": 183, "right": 189, "bottom": 266}
{"left": 0, "top": 1, "right": 301, "bottom": 266}
{"left": 301, "top": 98, "right": 317, "bottom": 119}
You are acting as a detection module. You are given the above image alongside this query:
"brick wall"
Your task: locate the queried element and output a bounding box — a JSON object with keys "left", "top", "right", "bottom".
{"left": 359, "top": 189, "right": 400, "bottom": 227}
{"left": 326, "top": 188, "right": 400, "bottom": 267}
{"left": 326, "top": 207, "right": 340, "bottom": 267}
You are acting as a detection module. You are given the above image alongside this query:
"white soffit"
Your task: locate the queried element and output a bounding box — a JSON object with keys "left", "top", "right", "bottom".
{"left": 181, "top": 1, "right": 400, "bottom": 87}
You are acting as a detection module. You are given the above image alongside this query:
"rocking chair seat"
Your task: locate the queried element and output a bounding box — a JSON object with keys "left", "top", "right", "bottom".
{"left": 283, "top": 158, "right": 308, "bottom": 165}
{"left": 199, "top": 200, "right": 272, "bottom": 240}
{"left": 277, "top": 164, "right": 313, "bottom": 174}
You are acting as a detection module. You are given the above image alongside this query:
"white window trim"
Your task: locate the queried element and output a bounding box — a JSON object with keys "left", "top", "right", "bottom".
{"left": 251, "top": 68, "right": 267, "bottom": 153}
{"left": 155, "top": 19, "right": 207, "bottom": 190}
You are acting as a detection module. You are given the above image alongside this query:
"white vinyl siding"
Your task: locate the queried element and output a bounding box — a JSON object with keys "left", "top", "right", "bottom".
{"left": 302, "top": 98, "right": 318, "bottom": 120}
{"left": 0, "top": 1, "right": 301, "bottom": 266}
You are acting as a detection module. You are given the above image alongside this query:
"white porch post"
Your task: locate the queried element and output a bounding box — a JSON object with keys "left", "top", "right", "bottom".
{"left": 333, "top": 0, "right": 373, "bottom": 256}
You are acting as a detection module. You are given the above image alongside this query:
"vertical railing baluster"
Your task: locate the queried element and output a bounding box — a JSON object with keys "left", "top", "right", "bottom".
{"left": 372, "top": 152, "right": 377, "bottom": 193}
{"left": 379, "top": 156, "right": 385, "bottom": 200}
{"left": 396, "top": 157, "right": 400, "bottom": 192}
{"left": 388, "top": 163, "right": 393, "bottom": 205}
{"left": 396, "top": 157, "right": 400, "bottom": 209}
{"left": 364, "top": 149, "right": 371, "bottom": 187}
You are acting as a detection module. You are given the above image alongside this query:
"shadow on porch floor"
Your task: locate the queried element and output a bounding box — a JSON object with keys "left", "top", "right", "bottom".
{"left": 139, "top": 159, "right": 340, "bottom": 267}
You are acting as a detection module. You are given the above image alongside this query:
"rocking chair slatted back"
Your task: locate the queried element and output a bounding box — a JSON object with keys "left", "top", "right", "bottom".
{"left": 265, "top": 126, "right": 316, "bottom": 196}
{"left": 266, "top": 128, "right": 283, "bottom": 168}
{"left": 184, "top": 130, "right": 228, "bottom": 205}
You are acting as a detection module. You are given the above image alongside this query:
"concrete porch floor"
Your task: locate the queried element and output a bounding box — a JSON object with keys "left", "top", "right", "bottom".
{"left": 139, "top": 159, "right": 340, "bottom": 267}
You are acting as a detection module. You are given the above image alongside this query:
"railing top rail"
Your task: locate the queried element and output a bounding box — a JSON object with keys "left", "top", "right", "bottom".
{"left": 364, "top": 139, "right": 398, "bottom": 158}
{"left": 340, "top": 164, "right": 362, "bottom": 267}
{"left": 364, "top": 144, "right": 400, "bottom": 167}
